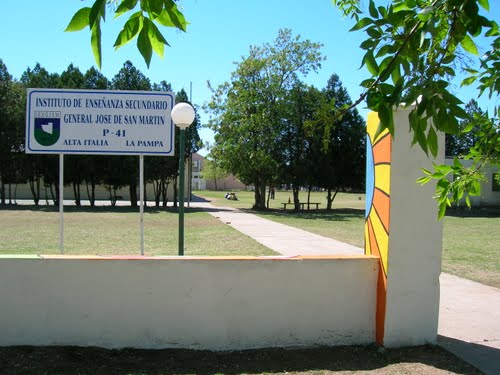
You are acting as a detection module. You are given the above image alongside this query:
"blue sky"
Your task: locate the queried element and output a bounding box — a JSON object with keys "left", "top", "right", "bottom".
{"left": 1, "top": 0, "right": 498, "bottom": 155}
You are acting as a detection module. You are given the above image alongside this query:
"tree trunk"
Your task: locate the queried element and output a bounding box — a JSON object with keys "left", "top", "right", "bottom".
{"left": 109, "top": 187, "right": 117, "bottom": 206}
{"left": 173, "top": 178, "right": 178, "bottom": 208}
{"left": 129, "top": 183, "right": 138, "bottom": 207}
{"left": 0, "top": 177, "right": 5, "bottom": 205}
{"left": 73, "top": 182, "right": 81, "bottom": 207}
{"left": 85, "top": 180, "right": 96, "bottom": 207}
{"left": 153, "top": 180, "right": 160, "bottom": 207}
{"left": 29, "top": 178, "right": 40, "bottom": 205}
{"left": 326, "top": 186, "right": 340, "bottom": 210}
{"left": 49, "top": 183, "right": 59, "bottom": 206}
{"left": 162, "top": 180, "right": 169, "bottom": 207}
{"left": 252, "top": 183, "right": 267, "bottom": 210}
{"left": 292, "top": 185, "right": 300, "bottom": 211}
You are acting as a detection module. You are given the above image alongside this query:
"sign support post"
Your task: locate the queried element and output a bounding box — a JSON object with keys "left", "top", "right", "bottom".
{"left": 139, "top": 154, "right": 144, "bottom": 255}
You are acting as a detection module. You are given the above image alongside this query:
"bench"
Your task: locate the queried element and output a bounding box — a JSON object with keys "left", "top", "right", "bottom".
{"left": 281, "top": 202, "right": 321, "bottom": 210}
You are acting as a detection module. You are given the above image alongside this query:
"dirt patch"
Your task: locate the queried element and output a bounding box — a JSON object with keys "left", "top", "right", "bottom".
{"left": 0, "top": 344, "right": 482, "bottom": 375}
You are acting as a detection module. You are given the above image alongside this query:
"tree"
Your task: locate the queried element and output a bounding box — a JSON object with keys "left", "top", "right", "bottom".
{"left": 333, "top": 0, "right": 499, "bottom": 217}
{"left": 59, "top": 64, "right": 86, "bottom": 206}
{"left": 207, "top": 29, "right": 324, "bottom": 209}
{"left": 172, "top": 88, "right": 202, "bottom": 207}
{"left": 308, "top": 74, "right": 366, "bottom": 210}
{"left": 201, "top": 157, "right": 227, "bottom": 191}
{"left": 445, "top": 99, "right": 482, "bottom": 157}
{"left": 70, "top": 1, "right": 499, "bottom": 215}
{"left": 20, "top": 63, "right": 61, "bottom": 205}
{"left": 0, "top": 60, "right": 25, "bottom": 205}
{"left": 279, "top": 82, "right": 322, "bottom": 210}
{"left": 111, "top": 60, "right": 151, "bottom": 207}
{"left": 82, "top": 67, "right": 110, "bottom": 206}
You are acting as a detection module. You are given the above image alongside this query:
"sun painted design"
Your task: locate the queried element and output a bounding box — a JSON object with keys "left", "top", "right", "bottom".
{"left": 365, "top": 112, "right": 391, "bottom": 277}
{"left": 364, "top": 112, "right": 392, "bottom": 344}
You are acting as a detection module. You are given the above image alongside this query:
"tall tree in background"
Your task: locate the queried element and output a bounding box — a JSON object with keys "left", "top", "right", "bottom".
{"left": 308, "top": 73, "right": 366, "bottom": 210}
{"left": 207, "top": 29, "right": 324, "bottom": 209}
{"left": 279, "top": 82, "right": 322, "bottom": 210}
{"left": 201, "top": 157, "right": 228, "bottom": 191}
{"left": 69, "top": 0, "right": 499, "bottom": 213}
{"left": 111, "top": 60, "right": 151, "bottom": 207}
{"left": 20, "top": 63, "right": 61, "bottom": 205}
{"left": 82, "top": 67, "right": 110, "bottom": 206}
{"left": 60, "top": 64, "right": 85, "bottom": 206}
{"left": 445, "top": 99, "right": 483, "bottom": 157}
{"left": 0, "top": 60, "right": 25, "bottom": 204}
{"left": 172, "top": 88, "right": 201, "bottom": 207}
{"left": 147, "top": 80, "right": 176, "bottom": 207}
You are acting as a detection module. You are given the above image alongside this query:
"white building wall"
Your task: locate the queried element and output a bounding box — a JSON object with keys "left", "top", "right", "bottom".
{"left": 445, "top": 158, "right": 500, "bottom": 206}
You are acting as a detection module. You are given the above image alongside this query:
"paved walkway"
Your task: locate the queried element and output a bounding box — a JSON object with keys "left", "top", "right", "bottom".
{"left": 193, "top": 202, "right": 362, "bottom": 256}
{"left": 193, "top": 201, "right": 500, "bottom": 375}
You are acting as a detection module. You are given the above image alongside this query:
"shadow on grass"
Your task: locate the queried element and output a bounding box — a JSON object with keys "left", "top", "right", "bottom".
{"left": 247, "top": 208, "right": 365, "bottom": 222}
{"left": 0, "top": 345, "right": 481, "bottom": 375}
{"left": 0, "top": 203, "right": 239, "bottom": 216}
{"left": 445, "top": 206, "right": 500, "bottom": 218}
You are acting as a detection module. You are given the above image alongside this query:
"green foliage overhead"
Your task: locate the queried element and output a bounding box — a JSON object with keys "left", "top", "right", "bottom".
{"left": 66, "top": 0, "right": 188, "bottom": 68}
{"left": 333, "top": 0, "right": 499, "bottom": 218}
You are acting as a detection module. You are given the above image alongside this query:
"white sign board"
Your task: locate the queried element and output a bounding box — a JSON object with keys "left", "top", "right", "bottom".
{"left": 26, "top": 89, "right": 175, "bottom": 155}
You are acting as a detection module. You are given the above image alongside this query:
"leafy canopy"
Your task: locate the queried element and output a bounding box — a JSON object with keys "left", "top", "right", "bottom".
{"left": 333, "top": 0, "right": 499, "bottom": 218}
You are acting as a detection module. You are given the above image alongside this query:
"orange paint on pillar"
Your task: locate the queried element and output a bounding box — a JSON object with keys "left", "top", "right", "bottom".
{"left": 373, "top": 134, "right": 392, "bottom": 165}
{"left": 373, "top": 188, "right": 390, "bottom": 234}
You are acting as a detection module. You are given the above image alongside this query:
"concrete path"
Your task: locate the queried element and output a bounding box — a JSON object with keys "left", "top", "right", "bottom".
{"left": 438, "top": 273, "right": 500, "bottom": 375}
{"left": 192, "top": 201, "right": 500, "bottom": 375}
{"left": 192, "top": 201, "right": 363, "bottom": 256}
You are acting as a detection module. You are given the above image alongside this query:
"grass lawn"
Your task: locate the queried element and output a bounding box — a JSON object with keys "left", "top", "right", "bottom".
{"left": 0, "top": 205, "right": 275, "bottom": 257}
{"left": 198, "top": 190, "right": 500, "bottom": 288}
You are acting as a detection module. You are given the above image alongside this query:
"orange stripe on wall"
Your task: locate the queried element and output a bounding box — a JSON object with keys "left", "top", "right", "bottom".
{"left": 367, "top": 218, "right": 387, "bottom": 345}
{"left": 375, "top": 264, "right": 387, "bottom": 345}
{"left": 373, "top": 133, "right": 391, "bottom": 164}
{"left": 373, "top": 188, "right": 390, "bottom": 235}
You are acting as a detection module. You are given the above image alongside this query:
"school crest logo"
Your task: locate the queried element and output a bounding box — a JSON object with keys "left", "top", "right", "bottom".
{"left": 34, "top": 116, "right": 61, "bottom": 146}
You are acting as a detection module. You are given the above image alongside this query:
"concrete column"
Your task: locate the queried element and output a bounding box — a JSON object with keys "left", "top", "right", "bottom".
{"left": 365, "top": 107, "right": 444, "bottom": 347}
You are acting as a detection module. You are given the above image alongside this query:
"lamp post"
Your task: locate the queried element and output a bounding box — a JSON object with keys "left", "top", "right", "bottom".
{"left": 171, "top": 102, "right": 195, "bottom": 256}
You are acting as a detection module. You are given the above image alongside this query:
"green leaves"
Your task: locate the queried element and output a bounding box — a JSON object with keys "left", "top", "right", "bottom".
{"left": 363, "top": 50, "right": 379, "bottom": 76}
{"left": 66, "top": 0, "right": 188, "bottom": 69}
{"left": 350, "top": 17, "right": 373, "bottom": 31}
{"left": 115, "top": 0, "right": 139, "bottom": 18}
{"left": 460, "top": 34, "right": 479, "bottom": 56}
{"left": 114, "top": 12, "right": 142, "bottom": 50}
{"left": 137, "top": 21, "right": 153, "bottom": 68}
{"left": 65, "top": 7, "right": 91, "bottom": 32}
{"left": 89, "top": 0, "right": 106, "bottom": 69}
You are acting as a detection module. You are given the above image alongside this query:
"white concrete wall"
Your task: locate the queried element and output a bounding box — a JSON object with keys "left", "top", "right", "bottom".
{"left": 0, "top": 256, "right": 378, "bottom": 350}
{"left": 383, "top": 108, "right": 444, "bottom": 347}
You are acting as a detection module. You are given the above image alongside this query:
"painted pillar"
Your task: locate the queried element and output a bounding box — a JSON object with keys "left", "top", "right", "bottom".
{"left": 365, "top": 107, "right": 444, "bottom": 347}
